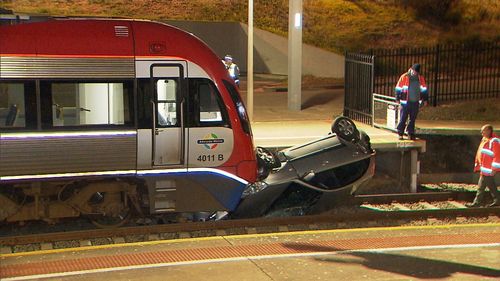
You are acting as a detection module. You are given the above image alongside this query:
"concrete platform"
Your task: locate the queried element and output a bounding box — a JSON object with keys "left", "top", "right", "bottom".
{"left": 253, "top": 120, "right": 426, "bottom": 152}
{"left": 252, "top": 119, "right": 498, "bottom": 152}
{"left": 1, "top": 223, "right": 499, "bottom": 280}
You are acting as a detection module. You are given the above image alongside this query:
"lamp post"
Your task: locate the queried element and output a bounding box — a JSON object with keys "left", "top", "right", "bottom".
{"left": 247, "top": 0, "right": 254, "bottom": 121}
{"left": 288, "top": 0, "right": 302, "bottom": 111}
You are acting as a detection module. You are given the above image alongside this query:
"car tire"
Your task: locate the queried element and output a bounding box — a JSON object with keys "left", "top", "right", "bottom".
{"left": 357, "top": 130, "right": 372, "bottom": 153}
{"left": 331, "top": 116, "right": 360, "bottom": 143}
{"left": 256, "top": 147, "right": 281, "bottom": 180}
{"left": 256, "top": 147, "right": 281, "bottom": 169}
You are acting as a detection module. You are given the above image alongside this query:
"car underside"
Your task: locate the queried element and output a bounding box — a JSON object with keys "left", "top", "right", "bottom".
{"left": 233, "top": 116, "right": 376, "bottom": 218}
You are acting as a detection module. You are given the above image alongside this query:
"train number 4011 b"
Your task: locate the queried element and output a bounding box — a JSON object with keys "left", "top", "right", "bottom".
{"left": 197, "top": 154, "right": 224, "bottom": 162}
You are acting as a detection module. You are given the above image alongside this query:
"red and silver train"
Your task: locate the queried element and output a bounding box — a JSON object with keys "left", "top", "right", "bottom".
{"left": 0, "top": 18, "right": 375, "bottom": 226}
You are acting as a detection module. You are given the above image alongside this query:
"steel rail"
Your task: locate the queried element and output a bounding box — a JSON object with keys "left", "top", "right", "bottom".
{"left": 1, "top": 205, "right": 498, "bottom": 247}
{"left": 353, "top": 191, "right": 476, "bottom": 205}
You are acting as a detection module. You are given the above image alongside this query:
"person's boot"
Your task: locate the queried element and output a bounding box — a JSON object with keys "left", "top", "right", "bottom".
{"left": 398, "top": 134, "right": 404, "bottom": 140}
{"left": 467, "top": 191, "right": 485, "bottom": 207}
{"left": 488, "top": 188, "right": 500, "bottom": 207}
{"left": 465, "top": 202, "right": 482, "bottom": 207}
{"left": 488, "top": 200, "right": 499, "bottom": 207}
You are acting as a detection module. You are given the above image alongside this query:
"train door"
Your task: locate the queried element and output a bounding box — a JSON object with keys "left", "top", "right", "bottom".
{"left": 151, "top": 64, "right": 185, "bottom": 167}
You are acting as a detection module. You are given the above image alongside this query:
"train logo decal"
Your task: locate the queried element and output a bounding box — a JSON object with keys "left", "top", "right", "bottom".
{"left": 197, "top": 133, "right": 225, "bottom": 150}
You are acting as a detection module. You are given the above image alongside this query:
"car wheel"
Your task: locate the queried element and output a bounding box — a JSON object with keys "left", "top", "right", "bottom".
{"left": 256, "top": 147, "right": 281, "bottom": 169}
{"left": 357, "top": 130, "right": 373, "bottom": 153}
{"left": 331, "top": 116, "right": 359, "bottom": 142}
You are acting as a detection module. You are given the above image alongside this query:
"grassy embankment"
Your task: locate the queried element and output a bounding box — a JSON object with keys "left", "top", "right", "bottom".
{"left": 2, "top": 0, "right": 499, "bottom": 52}
{"left": 2, "top": 0, "right": 498, "bottom": 120}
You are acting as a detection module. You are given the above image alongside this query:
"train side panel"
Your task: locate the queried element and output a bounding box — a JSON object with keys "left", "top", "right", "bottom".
{"left": 0, "top": 19, "right": 257, "bottom": 224}
{"left": 0, "top": 132, "right": 137, "bottom": 178}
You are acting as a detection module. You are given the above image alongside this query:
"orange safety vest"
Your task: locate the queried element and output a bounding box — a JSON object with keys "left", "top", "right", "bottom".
{"left": 475, "top": 133, "right": 500, "bottom": 176}
{"left": 395, "top": 70, "right": 428, "bottom": 105}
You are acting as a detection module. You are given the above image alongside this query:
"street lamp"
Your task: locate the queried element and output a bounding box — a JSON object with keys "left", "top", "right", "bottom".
{"left": 247, "top": 0, "right": 254, "bottom": 122}
{"left": 288, "top": 0, "right": 303, "bottom": 111}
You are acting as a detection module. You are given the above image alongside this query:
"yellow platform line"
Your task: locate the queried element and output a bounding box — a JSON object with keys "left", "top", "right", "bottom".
{"left": 1, "top": 222, "right": 499, "bottom": 258}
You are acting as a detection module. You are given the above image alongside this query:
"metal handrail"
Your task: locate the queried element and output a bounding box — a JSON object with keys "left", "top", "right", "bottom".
{"left": 373, "top": 93, "right": 398, "bottom": 105}
{"left": 372, "top": 93, "right": 399, "bottom": 131}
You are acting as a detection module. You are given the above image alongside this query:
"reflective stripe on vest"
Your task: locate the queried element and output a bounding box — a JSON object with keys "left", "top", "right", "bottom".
{"left": 480, "top": 166, "right": 494, "bottom": 175}
{"left": 481, "top": 148, "right": 494, "bottom": 157}
{"left": 227, "top": 64, "right": 237, "bottom": 79}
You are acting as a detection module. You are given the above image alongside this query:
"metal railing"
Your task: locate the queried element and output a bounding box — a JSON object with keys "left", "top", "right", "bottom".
{"left": 372, "top": 93, "right": 399, "bottom": 131}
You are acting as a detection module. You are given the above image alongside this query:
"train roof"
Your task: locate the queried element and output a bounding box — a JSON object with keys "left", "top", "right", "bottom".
{"left": 0, "top": 18, "right": 226, "bottom": 79}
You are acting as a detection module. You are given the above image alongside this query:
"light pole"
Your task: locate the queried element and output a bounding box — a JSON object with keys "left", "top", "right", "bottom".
{"left": 247, "top": 0, "right": 254, "bottom": 121}
{"left": 288, "top": 0, "right": 302, "bottom": 111}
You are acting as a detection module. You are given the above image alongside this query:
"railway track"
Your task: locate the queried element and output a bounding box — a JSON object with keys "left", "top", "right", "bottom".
{"left": 1, "top": 191, "right": 498, "bottom": 254}
{"left": 354, "top": 191, "right": 475, "bottom": 205}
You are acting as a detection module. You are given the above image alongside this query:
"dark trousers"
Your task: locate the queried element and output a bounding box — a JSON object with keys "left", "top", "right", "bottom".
{"left": 473, "top": 175, "right": 500, "bottom": 204}
{"left": 397, "top": 101, "right": 419, "bottom": 136}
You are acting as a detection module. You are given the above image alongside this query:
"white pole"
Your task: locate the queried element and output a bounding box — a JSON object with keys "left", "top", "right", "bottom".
{"left": 247, "top": 0, "right": 254, "bottom": 122}
{"left": 288, "top": 0, "right": 302, "bottom": 111}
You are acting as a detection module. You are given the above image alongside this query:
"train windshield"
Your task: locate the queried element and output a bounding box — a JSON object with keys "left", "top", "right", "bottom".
{"left": 223, "top": 79, "right": 251, "bottom": 134}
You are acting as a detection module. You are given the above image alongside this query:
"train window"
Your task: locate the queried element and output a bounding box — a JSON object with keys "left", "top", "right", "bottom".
{"left": 189, "top": 79, "right": 228, "bottom": 127}
{"left": 223, "top": 79, "right": 251, "bottom": 134}
{"left": 44, "top": 81, "right": 132, "bottom": 127}
{"left": 137, "top": 79, "right": 153, "bottom": 129}
{"left": 199, "top": 83, "right": 223, "bottom": 122}
{"left": 0, "top": 82, "right": 36, "bottom": 129}
{"left": 156, "top": 79, "right": 178, "bottom": 127}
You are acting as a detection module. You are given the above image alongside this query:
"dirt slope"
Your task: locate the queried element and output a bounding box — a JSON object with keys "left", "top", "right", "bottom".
{"left": 2, "top": 0, "right": 499, "bottom": 52}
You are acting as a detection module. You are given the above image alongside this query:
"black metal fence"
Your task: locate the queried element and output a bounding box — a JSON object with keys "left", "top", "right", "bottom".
{"left": 345, "top": 41, "right": 500, "bottom": 124}
{"left": 344, "top": 53, "right": 374, "bottom": 125}
{"left": 374, "top": 41, "right": 500, "bottom": 106}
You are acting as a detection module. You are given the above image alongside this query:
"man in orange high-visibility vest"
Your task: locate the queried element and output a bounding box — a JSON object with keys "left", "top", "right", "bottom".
{"left": 467, "top": 124, "right": 500, "bottom": 207}
{"left": 395, "top": 63, "right": 428, "bottom": 140}
{"left": 223, "top": 55, "right": 240, "bottom": 88}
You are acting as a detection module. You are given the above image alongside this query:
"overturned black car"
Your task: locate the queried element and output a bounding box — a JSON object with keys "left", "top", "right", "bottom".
{"left": 233, "top": 117, "right": 376, "bottom": 218}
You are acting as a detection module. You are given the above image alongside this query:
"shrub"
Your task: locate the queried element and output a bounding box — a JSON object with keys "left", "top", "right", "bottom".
{"left": 405, "top": 0, "right": 462, "bottom": 25}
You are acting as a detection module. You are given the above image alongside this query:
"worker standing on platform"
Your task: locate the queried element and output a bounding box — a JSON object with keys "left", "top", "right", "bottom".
{"left": 223, "top": 55, "right": 240, "bottom": 87}
{"left": 467, "top": 124, "right": 500, "bottom": 207}
{"left": 395, "top": 63, "right": 428, "bottom": 140}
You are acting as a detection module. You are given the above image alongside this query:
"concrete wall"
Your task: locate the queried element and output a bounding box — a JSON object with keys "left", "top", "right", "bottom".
{"left": 165, "top": 20, "right": 344, "bottom": 78}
